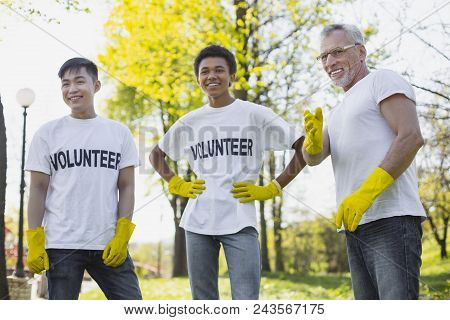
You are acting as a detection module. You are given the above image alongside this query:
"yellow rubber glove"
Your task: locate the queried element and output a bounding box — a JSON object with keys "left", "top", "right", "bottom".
{"left": 231, "top": 180, "right": 282, "bottom": 203}
{"left": 168, "top": 175, "right": 205, "bottom": 199}
{"left": 26, "top": 227, "right": 49, "bottom": 274}
{"left": 336, "top": 167, "right": 394, "bottom": 231}
{"left": 303, "top": 107, "right": 323, "bottom": 155}
{"left": 102, "top": 217, "right": 135, "bottom": 267}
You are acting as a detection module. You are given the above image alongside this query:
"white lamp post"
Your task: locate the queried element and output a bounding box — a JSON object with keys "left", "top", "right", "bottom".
{"left": 14, "top": 88, "right": 35, "bottom": 278}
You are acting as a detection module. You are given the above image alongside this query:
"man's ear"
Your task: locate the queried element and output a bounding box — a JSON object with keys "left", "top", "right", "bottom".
{"left": 359, "top": 45, "right": 367, "bottom": 62}
{"left": 94, "top": 80, "right": 101, "bottom": 93}
{"left": 229, "top": 74, "right": 236, "bottom": 87}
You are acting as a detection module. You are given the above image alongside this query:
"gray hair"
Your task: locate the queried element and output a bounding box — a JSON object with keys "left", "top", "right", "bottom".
{"left": 320, "top": 24, "right": 365, "bottom": 44}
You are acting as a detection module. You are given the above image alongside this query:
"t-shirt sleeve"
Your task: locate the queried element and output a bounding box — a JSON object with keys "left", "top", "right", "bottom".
{"left": 119, "top": 128, "right": 140, "bottom": 169}
{"left": 261, "top": 107, "right": 303, "bottom": 151}
{"left": 158, "top": 120, "right": 191, "bottom": 161}
{"left": 25, "top": 128, "right": 51, "bottom": 175}
{"left": 373, "top": 70, "right": 416, "bottom": 105}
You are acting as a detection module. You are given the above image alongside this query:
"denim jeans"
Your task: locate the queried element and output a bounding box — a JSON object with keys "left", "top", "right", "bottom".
{"left": 185, "top": 226, "right": 261, "bottom": 300}
{"left": 345, "top": 215, "right": 423, "bottom": 299}
{"left": 46, "top": 249, "right": 142, "bottom": 300}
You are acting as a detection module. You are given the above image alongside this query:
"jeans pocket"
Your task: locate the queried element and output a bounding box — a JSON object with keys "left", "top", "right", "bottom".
{"left": 47, "top": 249, "right": 75, "bottom": 272}
{"left": 238, "top": 226, "right": 258, "bottom": 238}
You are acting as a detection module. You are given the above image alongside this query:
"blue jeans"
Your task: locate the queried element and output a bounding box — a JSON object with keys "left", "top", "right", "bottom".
{"left": 46, "top": 249, "right": 142, "bottom": 300}
{"left": 345, "top": 215, "right": 423, "bottom": 299}
{"left": 185, "top": 226, "right": 261, "bottom": 300}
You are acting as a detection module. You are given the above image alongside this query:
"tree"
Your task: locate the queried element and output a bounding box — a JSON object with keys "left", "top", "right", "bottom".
{"left": 420, "top": 170, "right": 449, "bottom": 259}
{"left": 0, "top": 96, "right": 9, "bottom": 299}
{"left": 1, "top": 0, "right": 89, "bottom": 22}
{"left": 258, "top": 167, "right": 270, "bottom": 271}
{"left": 418, "top": 93, "right": 449, "bottom": 259}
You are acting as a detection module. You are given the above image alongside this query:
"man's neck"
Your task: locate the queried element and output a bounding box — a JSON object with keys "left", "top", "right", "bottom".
{"left": 344, "top": 64, "right": 370, "bottom": 92}
{"left": 208, "top": 93, "right": 235, "bottom": 108}
{"left": 70, "top": 109, "right": 97, "bottom": 119}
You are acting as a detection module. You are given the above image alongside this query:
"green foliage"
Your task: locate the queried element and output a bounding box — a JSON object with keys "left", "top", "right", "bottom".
{"left": 282, "top": 217, "right": 349, "bottom": 274}
{"left": 1, "top": 0, "right": 90, "bottom": 24}
{"left": 232, "top": 0, "right": 346, "bottom": 115}
{"left": 99, "top": 0, "right": 353, "bottom": 130}
{"left": 364, "top": 24, "right": 390, "bottom": 70}
{"left": 129, "top": 242, "right": 173, "bottom": 278}
{"left": 418, "top": 105, "right": 449, "bottom": 259}
{"left": 100, "top": 0, "right": 234, "bottom": 132}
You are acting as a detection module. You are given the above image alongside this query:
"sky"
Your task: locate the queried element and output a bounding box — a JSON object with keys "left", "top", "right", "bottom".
{"left": 0, "top": 0, "right": 448, "bottom": 243}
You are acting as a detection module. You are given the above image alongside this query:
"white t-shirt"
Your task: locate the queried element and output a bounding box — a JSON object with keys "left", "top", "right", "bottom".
{"left": 159, "top": 99, "right": 302, "bottom": 235}
{"left": 328, "top": 69, "right": 426, "bottom": 226}
{"left": 25, "top": 115, "right": 139, "bottom": 250}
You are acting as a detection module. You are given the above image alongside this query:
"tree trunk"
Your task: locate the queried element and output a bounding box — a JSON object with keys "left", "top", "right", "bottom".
{"left": 440, "top": 239, "right": 447, "bottom": 259}
{"left": 273, "top": 197, "right": 284, "bottom": 272}
{"left": 166, "top": 160, "right": 189, "bottom": 278}
{"left": 0, "top": 97, "right": 10, "bottom": 299}
{"left": 441, "top": 216, "right": 448, "bottom": 259}
{"left": 269, "top": 152, "right": 284, "bottom": 272}
{"left": 258, "top": 168, "right": 270, "bottom": 272}
{"left": 425, "top": 207, "right": 448, "bottom": 260}
{"left": 233, "top": 0, "right": 249, "bottom": 101}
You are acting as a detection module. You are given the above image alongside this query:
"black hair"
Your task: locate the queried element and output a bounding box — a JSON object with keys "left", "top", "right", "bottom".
{"left": 193, "top": 45, "right": 237, "bottom": 78}
{"left": 58, "top": 57, "right": 98, "bottom": 82}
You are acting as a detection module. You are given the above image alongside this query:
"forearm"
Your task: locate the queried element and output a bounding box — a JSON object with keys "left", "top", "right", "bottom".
{"left": 302, "top": 146, "right": 326, "bottom": 166}
{"left": 118, "top": 184, "right": 135, "bottom": 220}
{"left": 149, "top": 146, "right": 176, "bottom": 182}
{"left": 27, "top": 186, "right": 47, "bottom": 229}
{"left": 276, "top": 138, "right": 307, "bottom": 188}
{"left": 379, "top": 132, "right": 424, "bottom": 179}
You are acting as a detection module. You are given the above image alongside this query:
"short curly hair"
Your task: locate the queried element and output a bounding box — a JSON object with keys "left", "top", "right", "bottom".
{"left": 193, "top": 45, "right": 237, "bottom": 78}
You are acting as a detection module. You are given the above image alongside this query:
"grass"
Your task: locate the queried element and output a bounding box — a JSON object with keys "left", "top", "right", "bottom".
{"left": 80, "top": 273, "right": 353, "bottom": 300}
{"left": 418, "top": 237, "right": 450, "bottom": 299}
{"left": 80, "top": 238, "right": 449, "bottom": 300}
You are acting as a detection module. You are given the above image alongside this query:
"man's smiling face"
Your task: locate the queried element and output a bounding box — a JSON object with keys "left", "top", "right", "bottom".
{"left": 320, "top": 29, "right": 366, "bottom": 91}
{"left": 197, "top": 56, "right": 234, "bottom": 99}
{"left": 61, "top": 67, "right": 100, "bottom": 113}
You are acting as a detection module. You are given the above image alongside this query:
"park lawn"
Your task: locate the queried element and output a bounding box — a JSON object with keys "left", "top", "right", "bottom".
{"left": 419, "top": 237, "right": 450, "bottom": 299}
{"left": 80, "top": 238, "right": 449, "bottom": 300}
{"left": 80, "top": 273, "right": 353, "bottom": 300}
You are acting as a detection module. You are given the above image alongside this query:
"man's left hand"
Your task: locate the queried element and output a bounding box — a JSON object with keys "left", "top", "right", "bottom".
{"left": 336, "top": 192, "right": 373, "bottom": 232}
{"left": 336, "top": 167, "right": 394, "bottom": 231}
{"left": 102, "top": 217, "right": 135, "bottom": 267}
{"left": 231, "top": 180, "right": 282, "bottom": 203}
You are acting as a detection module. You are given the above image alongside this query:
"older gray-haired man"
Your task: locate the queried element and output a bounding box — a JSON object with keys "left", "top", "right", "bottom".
{"left": 302, "top": 24, "right": 426, "bottom": 299}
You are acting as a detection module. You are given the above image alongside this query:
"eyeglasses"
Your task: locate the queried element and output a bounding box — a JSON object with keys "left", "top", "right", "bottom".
{"left": 316, "top": 43, "right": 360, "bottom": 63}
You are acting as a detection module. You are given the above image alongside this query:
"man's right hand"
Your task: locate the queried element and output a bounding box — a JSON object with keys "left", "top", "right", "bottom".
{"left": 26, "top": 227, "right": 49, "bottom": 274}
{"left": 168, "top": 176, "right": 205, "bottom": 199}
{"left": 303, "top": 107, "right": 323, "bottom": 155}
